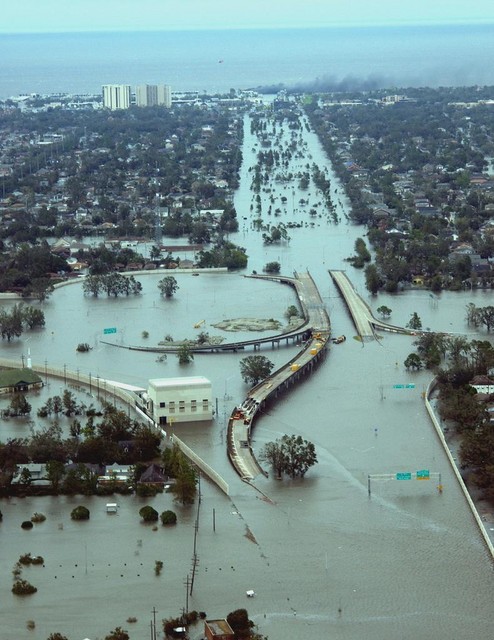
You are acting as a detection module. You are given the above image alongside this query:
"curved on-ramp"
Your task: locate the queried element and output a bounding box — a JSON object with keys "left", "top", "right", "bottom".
{"left": 329, "top": 269, "right": 414, "bottom": 340}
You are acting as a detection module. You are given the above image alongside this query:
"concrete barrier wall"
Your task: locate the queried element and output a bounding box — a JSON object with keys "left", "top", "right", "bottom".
{"left": 425, "top": 377, "right": 494, "bottom": 558}
{"left": 171, "top": 434, "right": 229, "bottom": 496}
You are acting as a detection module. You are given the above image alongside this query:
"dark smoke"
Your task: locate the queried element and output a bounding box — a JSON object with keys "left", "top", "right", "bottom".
{"left": 253, "top": 73, "right": 395, "bottom": 94}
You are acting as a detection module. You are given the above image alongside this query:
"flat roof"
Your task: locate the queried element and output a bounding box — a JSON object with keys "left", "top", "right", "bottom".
{"left": 205, "top": 619, "right": 234, "bottom": 635}
{"left": 149, "top": 376, "right": 211, "bottom": 388}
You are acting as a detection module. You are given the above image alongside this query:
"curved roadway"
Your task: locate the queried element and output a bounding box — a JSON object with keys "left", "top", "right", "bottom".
{"left": 227, "top": 271, "right": 331, "bottom": 480}
{"left": 329, "top": 269, "right": 414, "bottom": 339}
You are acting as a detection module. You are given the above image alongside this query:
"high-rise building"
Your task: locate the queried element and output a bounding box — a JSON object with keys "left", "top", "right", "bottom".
{"left": 135, "top": 84, "right": 172, "bottom": 108}
{"left": 157, "top": 84, "right": 172, "bottom": 108}
{"left": 102, "top": 84, "right": 131, "bottom": 110}
{"left": 135, "top": 84, "right": 158, "bottom": 107}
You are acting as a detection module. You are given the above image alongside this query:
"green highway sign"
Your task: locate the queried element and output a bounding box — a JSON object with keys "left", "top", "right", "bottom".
{"left": 103, "top": 327, "right": 117, "bottom": 335}
{"left": 393, "top": 384, "right": 415, "bottom": 389}
{"left": 416, "top": 469, "right": 430, "bottom": 480}
{"left": 396, "top": 472, "right": 412, "bottom": 480}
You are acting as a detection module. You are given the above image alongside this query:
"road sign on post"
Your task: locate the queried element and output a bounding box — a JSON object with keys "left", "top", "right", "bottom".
{"left": 416, "top": 469, "right": 430, "bottom": 480}
{"left": 103, "top": 327, "right": 117, "bottom": 335}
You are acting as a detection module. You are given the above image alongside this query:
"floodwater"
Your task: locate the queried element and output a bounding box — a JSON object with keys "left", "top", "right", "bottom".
{"left": 1, "top": 112, "right": 494, "bottom": 640}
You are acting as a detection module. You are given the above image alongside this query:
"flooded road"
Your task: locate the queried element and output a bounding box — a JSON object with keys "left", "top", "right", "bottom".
{"left": 1, "top": 111, "right": 494, "bottom": 640}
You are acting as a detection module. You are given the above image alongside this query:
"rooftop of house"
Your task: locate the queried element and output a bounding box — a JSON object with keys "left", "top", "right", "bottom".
{"left": 0, "top": 368, "right": 43, "bottom": 388}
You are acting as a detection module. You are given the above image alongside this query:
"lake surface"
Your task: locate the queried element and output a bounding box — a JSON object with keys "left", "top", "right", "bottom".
{"left": 2, "top": 23, "right": 494, "bottom": 98}
{"left": 2, "top": 113, "right": 494, "bottom": 640}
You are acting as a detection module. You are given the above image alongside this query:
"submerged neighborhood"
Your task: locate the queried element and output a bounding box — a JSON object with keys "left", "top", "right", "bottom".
{"left": 1, "top": 82, "right": 494, "bottom": 638}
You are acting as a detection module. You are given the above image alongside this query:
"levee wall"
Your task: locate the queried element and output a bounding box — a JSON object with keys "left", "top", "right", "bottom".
{"left": 425, "top": 377, "right": 494, "bottom": 559}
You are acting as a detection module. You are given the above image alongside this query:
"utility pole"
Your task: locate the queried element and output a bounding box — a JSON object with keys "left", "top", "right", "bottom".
{"left": 184, "top": 575, "right": 189, "bottom": 615}
{"left": 151, "top": 606, "right": 157, "bottom": 640}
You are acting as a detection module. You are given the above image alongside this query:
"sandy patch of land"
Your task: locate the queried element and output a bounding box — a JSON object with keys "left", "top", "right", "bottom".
{"left": 212, "top": 318, "right": 282, "bottom": 332}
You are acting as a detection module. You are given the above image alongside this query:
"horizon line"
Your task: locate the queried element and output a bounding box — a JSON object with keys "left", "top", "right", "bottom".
{"left": 1, "top": 19, "right": 493, "bottom": 36}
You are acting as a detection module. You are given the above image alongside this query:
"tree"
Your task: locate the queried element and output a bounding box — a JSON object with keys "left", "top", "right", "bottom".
{"left": 259, "top": 440, "right": 285, "bottom": 479}
{"left": 82, "top": 274, "right": 102, "bottom": 297}
{"left": 171, "top": 462, "right": 197, "bottom": 505}
{"left": 158, "top": 276, "right": 179, "bottom": 298}
{"left": 163, "top": 445, "right": 198, "bottom": 505}
{"left": 29, "top": 278, "right": 54, "bottom": 303}
{"left": 407, "top": 312, "right": 422, "bottom": 331}
{"left": 377, "top": 305, "right": 392, "bottom": 319}
{"left": 8, "top": 393, "right": 31, "bottom": 416}
{"left": 479, "top": 306, "right": 494, "bottom": 332}
{"left": 285, "top": 305, "right": 299, "bottom": 320}
{"left": 264, "top": 261, "right": 281, "bottom": 273}
{"left": 160, "top": 510, "right": 177, "bottom": 525}
{"left": 0, "top": 305, "right": 24, "bottom": 341}
{"left": 70, "top": 505, "right": 90, "bottom": 520}
{"left": 240, "top": 355, "right": 274, "bottom": 385}
{"left": 22, "top": 306, "right": 45, "bottom": 329}
{"left": 364, "top": 264, "right": 380, "bottom": 295}
{"left": 226, "top": 609, "right": 254, "bottom": 638}
{"left": 280, "top": 434, "right": 318, "bottom": 478}
{"left": 149, "top": 245, "right": 162, "bottom": 261}
{"left": 139, "top": 505, "right": 159, "bottom": 522}
{"left": 105, "top": 628, "right": 129, "bottom": 640}
{"left": 47, "top": 633, "right": 69, "bottom": 640}
{"left": 260, "top": 434, "right": 318, "bottom": 479}
{"left": 404, "top": 353, "right": 423, "bottom": 370}
{"left": 177, "top": 343, "right": 194, "bottom": 365}
{"left": 45, "top": 460, "right": 66, "bottom": 491}
{"left": 62, "top": 390, "right": 78, "bottom": 416}
{"left": 415, "top": 332, "right": 446, "bottom": 369}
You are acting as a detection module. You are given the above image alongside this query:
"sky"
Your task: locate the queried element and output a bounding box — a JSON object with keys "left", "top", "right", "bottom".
{"left": 2, "top": 0, "right": 494, "bottom": 33}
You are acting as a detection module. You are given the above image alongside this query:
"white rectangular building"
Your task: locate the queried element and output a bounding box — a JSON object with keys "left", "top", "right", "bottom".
{"left": 102, "top": 84, "right": 132, "bottom": 110}
{"left": 145, "top": 376, "right": 212, "bottom": 424}
{"left": 157, "top": 84, "right": 172, "bottom": 107}
{"left": 135, "top": 84, "right": 172, "bottom": 108}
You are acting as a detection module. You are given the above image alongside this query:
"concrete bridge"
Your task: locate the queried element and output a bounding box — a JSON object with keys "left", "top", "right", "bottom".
{"left": 227, "top": 271, "right": 331, "bottom": 480}
{"left": 329, "top": 269, "right": 414, "bottom": 340}
{"left": 100, "top": 273, "right": 316, "bottom": 354}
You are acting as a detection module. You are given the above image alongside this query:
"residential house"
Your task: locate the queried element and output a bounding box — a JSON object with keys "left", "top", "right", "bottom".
{"left": 0, "top": 368, "right": 43, "bottom": 395}
{"left": 204, "top": 619, "right": 235, "bottom": 640}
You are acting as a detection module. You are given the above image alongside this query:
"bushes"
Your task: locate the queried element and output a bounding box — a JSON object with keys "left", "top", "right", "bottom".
{"left": 139, "top": 505, "right": 158, "bottom": 522}
{"left": 136, "top": 483, "right": 162, "bottom": 497}
{"left": 70, "top": 506, "right": 90, "bottom": 520}
{"left": 160, "top": 510, "right": 177, "bottom": 525}
{"left": 12, "top": 579, "right": 37, "bottom": 595}
{"left": 19, "top": 553, "right": 44, "bottom": 566}
{"left": 31, "top": 512, "right": 46, "bottom": 523}
{"left": 21, "top": 520, "right": 33, "bottom": 529}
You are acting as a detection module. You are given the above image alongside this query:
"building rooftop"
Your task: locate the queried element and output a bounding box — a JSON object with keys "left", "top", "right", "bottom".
{"left": 149, "top": 376, "right": 211, "bottom": 389}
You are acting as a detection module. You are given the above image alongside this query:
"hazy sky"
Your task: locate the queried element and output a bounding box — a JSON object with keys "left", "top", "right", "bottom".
{"left": 3, "top": 0, "right": 494, "bottom": 33}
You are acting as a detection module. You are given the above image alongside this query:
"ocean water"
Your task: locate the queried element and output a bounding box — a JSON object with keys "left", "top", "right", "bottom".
{"left": 1, "top": 23, "right": 494, "bottom": 98}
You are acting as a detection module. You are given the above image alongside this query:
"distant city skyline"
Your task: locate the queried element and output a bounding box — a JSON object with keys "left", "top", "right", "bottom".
{"left": 3, "top": 0, "right": 494, "bottom": 34}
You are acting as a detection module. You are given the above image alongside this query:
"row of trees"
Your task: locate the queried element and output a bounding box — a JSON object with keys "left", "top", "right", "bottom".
{"left": 465, "top": 303, "right": 494, "bottom": 332}
{"left": 405, "top": 330, "right": 494, "bottom": 499}
{"left": 82, "top": 272, "right": 142, "bottom": 297}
